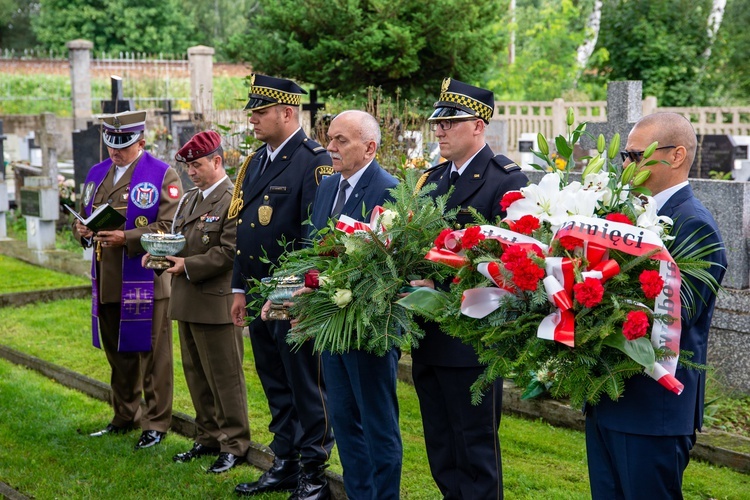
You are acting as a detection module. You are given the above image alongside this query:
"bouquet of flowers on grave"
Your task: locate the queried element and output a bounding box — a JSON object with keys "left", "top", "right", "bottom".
{"left": 254, "top": 169, "right": 452, "bottom": 356}
{"left": 400, "top": 117, "right": 723, "bottom": 408}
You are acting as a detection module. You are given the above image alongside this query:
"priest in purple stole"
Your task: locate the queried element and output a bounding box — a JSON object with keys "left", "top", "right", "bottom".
{"left": 73, "top": 110, "right": 182, "bottom": 449}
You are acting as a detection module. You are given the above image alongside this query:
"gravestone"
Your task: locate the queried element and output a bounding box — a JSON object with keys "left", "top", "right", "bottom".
{"left": 580, "top": 81, "right": 643, "bottom": 162}
{"left": 101, "top": 75, "right": 134, "bottom": 114}
{"left": 21, "top": 113, "right": 60, "bottom": 250}
{"left": 692, "top": 135, "right": 737, "bottom": 179}
{"left": 0, "top": 120, "right": 7, "bottom": 178}
{"left": 303, "top": 89, "right": 326, "bottom": 140}
{"left": 485, "top": 120, "right": 508, "bottom": 156}
{"left": 174, "top": 121, "right": 197, "bottom": 190}
{"left": 72, "top": 121, "right": 107, "bottom": 191}
{"left": 0, "top": 120, "right": 7, "bottom": 238}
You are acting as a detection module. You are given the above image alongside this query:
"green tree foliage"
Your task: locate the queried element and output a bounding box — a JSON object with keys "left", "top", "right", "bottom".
{"left": 0, "top": 0, "right": 40, "bottom": 50}
{"left": 32, "top": 0, "right": 193, "bottom": 55}
{"left": 585, "top": 0, "right": 715, "bottom": 106}
{"left": 185, "top": 0, "right": 257, "bottom": 61}
{"left": 490, "top": 0, "right": 605, "bottom": 101}
{"left": 226, "top": 0, "right": 506, "bottom": 101}
{"left": 714, "top": 0, "right": 750, "bottom": 101}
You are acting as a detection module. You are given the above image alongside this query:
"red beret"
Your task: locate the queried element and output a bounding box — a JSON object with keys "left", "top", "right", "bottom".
{"left": 175, "top": 130, "right": 222, "bottom": 162}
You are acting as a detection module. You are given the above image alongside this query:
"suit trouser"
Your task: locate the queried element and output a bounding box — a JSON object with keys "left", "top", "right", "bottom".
{"left": 249, "top": 316, "right": 333, "bottom": 465}
{"left": 412, "top": 362, "right": 503, "bottom": 500}
{"left": 586, "top": 405, "right": 694, "bottom": 500}
{"left": 178, "top": 321, "right": 251, "bottom": 456}
{"left": 322, "top": 349, "right": 402, "bottom": 500}
{"left": 98, "top": 299, "right": 172, "bottom": 432}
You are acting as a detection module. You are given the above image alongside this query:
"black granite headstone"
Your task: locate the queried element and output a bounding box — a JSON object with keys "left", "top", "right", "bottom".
{"left": 736, "top": 145, "right": 748, "bottom": 161}
{"left": 0, "top": 120, "right": 6, "bottom": 178}
{"left": 303, "top": 89, "right": 326, "bottom": 141}
{"left": 692, "top": 135, "right": 737, "bottom": 178}
{"left": 101, "top": 76, "right": 134, "bottom": 114}
{"left": 174, "top": 121, "right": 197, "bottom": 190}
{"left": 72, "top": 121, "right": 108, "bottom": 193}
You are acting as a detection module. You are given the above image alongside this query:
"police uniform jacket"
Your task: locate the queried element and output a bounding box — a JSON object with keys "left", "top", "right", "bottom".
{"left": 169, "top": 177, "right": 237, "bottom": 324}
{"left": 231, "top": 129, "right": 331, "bottom": 290}
{"left": 74, "top": 152, "right": 181, "bottom": 303}
{"left": 413, "top": 144, "right": 528, "bottom": 367}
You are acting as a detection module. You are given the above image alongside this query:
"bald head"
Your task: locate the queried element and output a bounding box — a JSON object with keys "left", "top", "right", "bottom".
{"left": 625, "top": 112, "right": 697, "bottom": 195}
{"left": 634, "top": 112, "right": 697, "bottom": 168}
{"left": 326, "top": 110, "right": 381, "bottom": 178}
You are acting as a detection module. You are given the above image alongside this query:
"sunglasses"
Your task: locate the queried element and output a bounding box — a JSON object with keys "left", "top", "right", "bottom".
{"left": 619, "top": 145, "right": 676, "bottom": 163}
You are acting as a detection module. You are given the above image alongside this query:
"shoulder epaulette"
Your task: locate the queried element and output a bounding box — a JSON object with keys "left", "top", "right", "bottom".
{"left": 302, "top": 137, "right": 327, "bottom": 154}
{"left": 491, "top": 154, "right": 521, "bottom": 173}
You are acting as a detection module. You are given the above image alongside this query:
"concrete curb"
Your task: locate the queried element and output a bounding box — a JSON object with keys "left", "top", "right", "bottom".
{"left": 0, "top": 345, "right": 346, "bottom": 499}
{"left": 0, "top": 285, "right": 90, "bottom": 308}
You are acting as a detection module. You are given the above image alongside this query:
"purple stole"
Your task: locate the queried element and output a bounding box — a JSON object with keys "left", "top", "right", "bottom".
{"left": 84, "top": 153, "right": 169, "bottom": 352}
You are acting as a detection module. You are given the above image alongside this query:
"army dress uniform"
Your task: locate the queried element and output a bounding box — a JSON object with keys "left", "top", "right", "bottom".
{"left": 231, "top": 75, "right": 334, "bottom": 496}
{"left": 169, "top": 131, "right": 251, "bottom": 472}
{"left": 74, "top": 111, "right": 182, "bottom": 444}
{"left": 413, "top": 78, "right": 529, "bottom": 500}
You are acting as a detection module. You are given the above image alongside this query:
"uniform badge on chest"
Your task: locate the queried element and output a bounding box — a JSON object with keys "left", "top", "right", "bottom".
{"left": 258, "top": 195, "right": 272, "bottom": 226}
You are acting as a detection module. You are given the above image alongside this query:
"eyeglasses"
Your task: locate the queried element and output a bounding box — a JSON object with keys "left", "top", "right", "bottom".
{"left": 429, "top": 118, "right": 478, "bottom": 132}
{"left": 620, "top": 145, "right": 676, "bottom": 163}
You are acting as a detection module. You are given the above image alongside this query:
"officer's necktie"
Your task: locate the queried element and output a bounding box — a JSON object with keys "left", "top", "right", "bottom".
{"left": 450, "top": 171, "right": 460, "bottom": 186}
{"left": 331, "top": 179, "right": 350, "bottom": 217}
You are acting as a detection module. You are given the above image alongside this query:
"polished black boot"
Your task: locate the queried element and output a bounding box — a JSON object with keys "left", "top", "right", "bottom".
{"left": 235, "top": 457, "right": 300, "bottom": 496}
{"left": 288, "top": 463, "right": 330, "bottom": 500}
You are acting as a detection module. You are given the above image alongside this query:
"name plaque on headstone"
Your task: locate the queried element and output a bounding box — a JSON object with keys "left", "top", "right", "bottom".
{"left": 693, "top": 135, "right": 737, "bottom": 178}
{"left": 20, "top": 188, "right": 42, "bottom": 217}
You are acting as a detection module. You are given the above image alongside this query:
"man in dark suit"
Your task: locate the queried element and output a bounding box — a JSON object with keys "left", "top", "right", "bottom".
{"left": 585, "top": 112, "right": 727, "bottom": 499}
{"left": 409, "top": 78, "right": 528, "bottom": 499}
{"left": 230, "top": 74, "right": 334, "bottom": 500}
{"left": 308, "top": 110, "right": 401, "bottom": 499}
{"left": 151, "top": 131, "right": 251, "bottom": 473}
{"left": 73, "top": 110, "right": 182, "bottom": 450}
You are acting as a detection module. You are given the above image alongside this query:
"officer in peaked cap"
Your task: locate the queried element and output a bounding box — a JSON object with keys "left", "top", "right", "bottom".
{"left": 100, "top": 110, "right": 147, "bottom": 149}
{"left": 74, "top": 109, "right": 182, "bottom": 451}
{"left": 231, "top": 74, "right": 334, "bottom": 499}
{"left": 408, "top": 77, "right": 529, "bottom": 499}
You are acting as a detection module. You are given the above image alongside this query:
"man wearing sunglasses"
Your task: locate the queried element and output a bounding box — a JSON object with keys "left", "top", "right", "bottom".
{"left": 408, "top": 78, "right": 528, "bottom": 499}
{"left": 586, "top": 112, "right": 727, "bottom": 499}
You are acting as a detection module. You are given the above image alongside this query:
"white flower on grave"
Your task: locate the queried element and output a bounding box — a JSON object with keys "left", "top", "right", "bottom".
{"left": 637, "top": 196, "right": 674, "bottom": 240}
{"left": 506, "top": 173, "right": 568, "bottom": 228}
{"left": 559, "top": 180, "right": 602, "bottom": 219}
{"left": 318, "top": 274, "right": 331, "bottom": 288}
{"left": 332, "top": 288, "right": 353, "bottom": 308}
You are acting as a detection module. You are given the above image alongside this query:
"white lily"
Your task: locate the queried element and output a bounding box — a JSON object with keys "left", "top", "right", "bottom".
{"left": 506, "top": 173, "right": 569, "bottom": 227}
{"left": 636, "top": 196, "right": 674, "bottom": 239}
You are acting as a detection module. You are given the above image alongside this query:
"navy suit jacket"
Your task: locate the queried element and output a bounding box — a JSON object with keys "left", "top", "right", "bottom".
{"left": 591, "top": 184, "right": 727, "bottom": 436}
{"left": 412, "top": 144, "right": 529, "bottom": 367}
{"left": 232, "top": 129, "right": 332, "bottom": 291}
{"left": 310, "top": 160, "right": 398, "bottom": 232}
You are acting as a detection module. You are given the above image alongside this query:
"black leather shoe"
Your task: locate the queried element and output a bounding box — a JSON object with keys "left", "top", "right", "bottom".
{"left": 134, "top": 430, "right": 166, "bottom": 450}
{"left": 235, "top": 457, "right": 300, "bottom": 496}
{"left": 89, "top": 423, "right": 135, "bottom": 437}
{"left": 173, "top": 443, "right": 221, "bottom": 463}
{"left": 288, "top": 464, "right": 330, "bottom": 500}
{"left": 207, "top": 452, "right": 245, "bottom": 473}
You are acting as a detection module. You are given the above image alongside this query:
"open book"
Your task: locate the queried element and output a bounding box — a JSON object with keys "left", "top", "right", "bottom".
{"left": 65, "top": 203, "right": 127, "bottom": 232}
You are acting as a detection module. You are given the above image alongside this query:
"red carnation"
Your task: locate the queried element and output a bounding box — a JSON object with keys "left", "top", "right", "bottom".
{"left": 639, "top": 270, "right": 665, "bottom": 299}
{"left": 558, "top": 235, "right": 582, "bottom": 251}
{"left": 623, "top": 310, "right": 650, "bottom": 340}
{"left": 573, "top": 277, "right": 605, "bottom": 308}
{"left": 434, "top": 228, "right": 452, "bottom": 249}
{"left": 512, "top": 260, "right": 545, "bottom": 291}
{"left": 500, "top": 191, "right": 524, "bottom": 211}
{"left": 452, "top": 276, "right": 462, "bottom": 284}
{"left": 461, "top": 225, "right": 486, "bottom": 249}
{"left": 500, "top": 245, "right": 527, "bottom": 272}
{"left": 510, "top": 215, "right": 541, "bottom": 235}
{"left": 605, "top": 213, "right": 632, "bottom": 225}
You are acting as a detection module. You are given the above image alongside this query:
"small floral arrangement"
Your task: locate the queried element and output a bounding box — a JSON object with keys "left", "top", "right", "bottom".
{"left": 400, "top": 112, "right": 723, "bottom": 407}
{"left": 255, "top": 169, "right": 451, "bottom": 356}
{"left": 58, "top": 175, "right": 75, "bottom": 208}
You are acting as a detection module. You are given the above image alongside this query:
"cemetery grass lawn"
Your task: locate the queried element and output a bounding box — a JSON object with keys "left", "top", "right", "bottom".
{"left": 0, "top": 255, "right": 89, "bottom": 293}
{"left": 1, "top": 301, "right": 749, "bottom": 498}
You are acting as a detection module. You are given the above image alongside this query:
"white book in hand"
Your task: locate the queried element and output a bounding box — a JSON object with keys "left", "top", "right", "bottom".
{"left": 65, "top": 203, "right": 127, "bottom": 232}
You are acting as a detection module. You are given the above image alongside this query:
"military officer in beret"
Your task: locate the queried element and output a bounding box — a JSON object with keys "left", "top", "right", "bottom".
{"left": 148, "top": 131, "right": 251, "bottom": 473}
{"left": 408, "top": 78, "right": 529, "bottom": 499}
{"left": 74, "top": 110, "right": 182, "bottom": 450}
{"left": 230, "top": 74, "right": 334, "bottom": 500}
